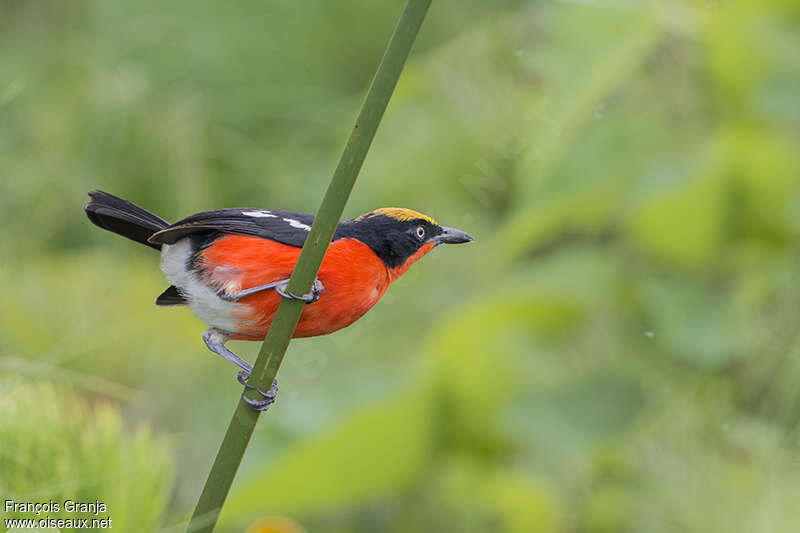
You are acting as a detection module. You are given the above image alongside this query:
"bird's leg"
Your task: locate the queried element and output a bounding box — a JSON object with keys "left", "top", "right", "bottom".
{"left": 217, "top": 280, "right": 283, "bottom": 302}
{"left": 218, "top": 277, "right": 325, "bottom": 304}
{"left": 202, "top": 328, "right": 277, "bottom": 411}
{"left": 202, "top": 328, "right": 252, "bottom": 372}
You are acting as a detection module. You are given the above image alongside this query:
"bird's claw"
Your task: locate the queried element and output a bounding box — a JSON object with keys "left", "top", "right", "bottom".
{"left": 237, "top": 371, "right": 278, "bottom": 411}
{"left": 275, "top": 278, "right": 324, "bottom": 304}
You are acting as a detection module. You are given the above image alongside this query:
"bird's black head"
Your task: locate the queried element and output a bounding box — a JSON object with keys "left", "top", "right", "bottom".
{"left": 335, "top": 208, "right": 473, "bottom": 270}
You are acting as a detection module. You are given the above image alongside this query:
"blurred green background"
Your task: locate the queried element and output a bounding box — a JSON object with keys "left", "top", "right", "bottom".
{"left": 2, "top": 0, "right": 800, "bottom": 531}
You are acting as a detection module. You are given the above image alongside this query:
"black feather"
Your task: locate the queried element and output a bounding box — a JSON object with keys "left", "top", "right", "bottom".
{"left": 148, "top": 209, "right": 316, "bottom": 248}
{"left": 85, "top": 190, "right": 169, "bottom": 250}
{"left": 155, "top": 285, "right": 187, "bottom": 306}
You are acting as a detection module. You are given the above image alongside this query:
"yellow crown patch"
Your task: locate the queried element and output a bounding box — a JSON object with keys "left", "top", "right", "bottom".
{"left": 358, "top": 207, "right": 437, "bottom": 225}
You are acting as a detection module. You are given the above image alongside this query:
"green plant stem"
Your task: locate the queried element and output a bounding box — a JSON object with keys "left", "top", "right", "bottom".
{"left": 185, "top": 1, "right": 432, "bottom": 531}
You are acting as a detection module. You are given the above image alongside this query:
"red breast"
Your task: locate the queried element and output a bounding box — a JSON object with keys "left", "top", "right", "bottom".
{"left": 197, "top": 234, "right": 396, "bottom": 340}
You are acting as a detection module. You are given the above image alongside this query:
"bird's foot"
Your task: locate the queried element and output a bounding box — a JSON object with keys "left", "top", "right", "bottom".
{"left": 202, "top": 328, "right": 278, "bottom": 411}
{"left": 237, "top": 371, "right": 278, "bottom": 411}
{"left": 275, "top": 278, "right": 324, "bottom": 304}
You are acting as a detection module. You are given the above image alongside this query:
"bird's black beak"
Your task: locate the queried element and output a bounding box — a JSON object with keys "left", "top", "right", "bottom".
{"left": 434, "top": 226, "right": 473, "bottom": 245}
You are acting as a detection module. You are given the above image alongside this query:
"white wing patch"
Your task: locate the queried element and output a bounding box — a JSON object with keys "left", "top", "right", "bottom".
{"left": 242, "top": 210, "right": 277, "bottom": 218}
{"left": 283, "top": 217, "right": 311, "bottom": 231}
{"left": 242, "top": 210, "right": 310, "bottom": 230}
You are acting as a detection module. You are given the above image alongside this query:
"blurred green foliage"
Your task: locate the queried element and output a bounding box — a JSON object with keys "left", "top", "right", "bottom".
{"left": 0, "top": 380, "right": 173, "bottom": 532}
{"left": 1, "top": 0, "right": 799, "bottom": 532}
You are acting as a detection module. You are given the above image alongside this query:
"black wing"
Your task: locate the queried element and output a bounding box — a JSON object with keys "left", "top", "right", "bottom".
{"left": 148, "top": 208, "right": 317, "bottom": 248}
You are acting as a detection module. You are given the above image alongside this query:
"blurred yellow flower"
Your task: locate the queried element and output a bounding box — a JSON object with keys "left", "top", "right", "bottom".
{"left": 245, "top": 516, "right": 306, "bottom": 533}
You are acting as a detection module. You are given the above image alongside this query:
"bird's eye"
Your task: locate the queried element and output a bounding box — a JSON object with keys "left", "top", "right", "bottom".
{"left": 415, "top": 226, "right": 425, "bottom": 240}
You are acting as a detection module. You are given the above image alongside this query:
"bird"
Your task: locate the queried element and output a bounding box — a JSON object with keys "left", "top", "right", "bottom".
{"left": 85, "top": 190, "right": 473, "bottom": 409}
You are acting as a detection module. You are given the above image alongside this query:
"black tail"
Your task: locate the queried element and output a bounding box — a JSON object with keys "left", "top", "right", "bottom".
{"left": 85, "top": 190, "right": 169, "bottom": 250}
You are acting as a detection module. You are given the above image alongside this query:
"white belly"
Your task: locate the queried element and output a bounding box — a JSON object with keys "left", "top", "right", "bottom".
{"left": 160, "top": 238, "right": 244, "bottom": 333}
